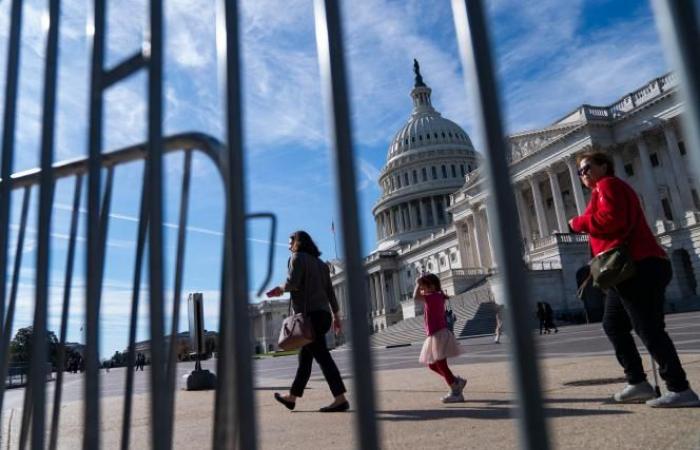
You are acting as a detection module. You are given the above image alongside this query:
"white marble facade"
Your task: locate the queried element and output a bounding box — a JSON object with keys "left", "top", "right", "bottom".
{"left": 331, "top": 69, "right": 700, "bottom": 333}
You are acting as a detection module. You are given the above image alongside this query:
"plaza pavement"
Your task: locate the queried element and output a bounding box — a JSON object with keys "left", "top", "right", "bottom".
{"left": 2, "top": 312, "right": 700, "bottom": 449}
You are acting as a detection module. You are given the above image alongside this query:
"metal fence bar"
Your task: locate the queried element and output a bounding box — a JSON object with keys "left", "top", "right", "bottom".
{"left": 30, "top": 1, "right": 60, "bottom": 447}
{"left": 146, "top": 1, "right": 171, "bottom": 449}
{"left": 166, "top": 150, "right": 192, "bottom": 423}
{"left": 49, "top": 175, "right": 83, "bottom": 450}
{"left": 0, "top": 188, "right": 30, "bottom": 438}
{"left": 0, "top": 0, "right": 22, "bottom": 343}
{"left": 651, "top": 0, "right": 700, "bottom": 181}
{"left": 450, "top": 1, "right": 549, "bottom": 449}
{"left": 120, "top": 169, "right": 149, "bottom": 450}
{"left": 85, "top": 1, "right": 106, "bottom": 446}
{"left": 312, "top": 1, "right": 379, "bottom": 448}
{"left": 214, "top": 1, "right": 257, "bottom": 448}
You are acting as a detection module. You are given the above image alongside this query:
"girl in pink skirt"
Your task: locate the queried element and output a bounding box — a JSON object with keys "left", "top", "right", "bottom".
{"left": 414, "top": 273, "right": 466, "bottom": 403}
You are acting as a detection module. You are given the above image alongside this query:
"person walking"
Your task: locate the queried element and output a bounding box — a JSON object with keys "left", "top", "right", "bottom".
{"left": 543, "top": 302, "right": 558, "bottom": 334}
{"left": 493, "top": 303, "right": 505, "bottom": 344}
{"left": 536, "top": 302, "right": 549, "bottom": 335}
{"left": 268, "top": 230, "right": 348, "bottom": 412}
{"left": 414, "top": 273, "right": 466, "bottom": 403}
{"left": 569, "top": 151, "right": 699, "bottom": 407}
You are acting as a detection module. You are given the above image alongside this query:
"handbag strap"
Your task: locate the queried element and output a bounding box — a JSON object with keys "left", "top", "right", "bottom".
{"left": 287, "top": 252, "right": 311, "bottom": 316}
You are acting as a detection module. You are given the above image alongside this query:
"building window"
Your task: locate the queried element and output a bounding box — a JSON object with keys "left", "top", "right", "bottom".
{"left": 450, "top": 252, "right": 457, "bottom": 262}
{"left": 448, "top": 132, "right": 453, "bottom": 137}
{"left": 692, "top": 189, "right": 700, "bottom": 210}
{"left": 396, "top": 175, "right": 401, "bottom": 188}
{"left": 460, "top": 165, "right": 465, "bottom": 176}
{"left": 431, "top": 166, "right": 437, "bottom": 179}
{"left": 426, "top": 133, "right": 430, "bottom": 140}
{"left": 422, "top": 167, "right": 427, "bottom": 181}
{"left": 407, "top": 270, "right": 411, "bottom": 278}
{"left": 411, "top": 136, "right": 415, "bottom": 143}
{"left": 413, "top": 170, "right": 418, "bottom": 183}
{"left": 679, "top": 141, "right": 686, "bottom": 156}
{"left": 468, "top": 164, "right": 472, "bottom": 172}
{"left": 440, "top": 257, "right": 446, "bottom": 266}
{"left": 650, "top": 153, "right": 660, "bottom": 167}
{"left": 624, "top": 164, "right": 634, "bottom": 177}
{"left": 404, "top": 173, "right": 409, "bottom": 185}
{"left": 441, "top": 165, "right": 447, "bottom": 178}
{"left": 661, "top": 198, "right": 674, "bottom": 221}
{"left": 442, "top": 132, "right": 446, "bottom": 138}
{"left": 451, "top": 165, "right": 457, "bottom": 177}
{"left": 427, "top": 262, "right": 433, "bottom": 271}
{"left": 418, "top": 135, "right": 423, "bottom": 141}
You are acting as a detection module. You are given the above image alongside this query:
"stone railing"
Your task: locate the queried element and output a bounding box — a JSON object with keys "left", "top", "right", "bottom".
{"left": 529, "top": 233, "right": 588, "bottom": 250}
{"left": 528, "top": 260, "right": 562, "bottom": 271}
{"left": 439, "top": 267, "right": 490, "bottom": 278}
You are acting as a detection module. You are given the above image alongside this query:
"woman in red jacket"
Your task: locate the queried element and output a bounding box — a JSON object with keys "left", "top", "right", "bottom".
{"left": 569, "top": 151, "right": 698, "bottom": 407}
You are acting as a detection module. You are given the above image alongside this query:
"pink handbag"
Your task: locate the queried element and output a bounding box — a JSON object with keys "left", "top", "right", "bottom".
{"left": 278, "top": 312, "right": 315, "bottom": 351}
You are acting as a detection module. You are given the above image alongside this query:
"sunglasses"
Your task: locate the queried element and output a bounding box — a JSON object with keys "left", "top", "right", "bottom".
{"left": 577, "top": 164, "right": 592, "bottom": 177}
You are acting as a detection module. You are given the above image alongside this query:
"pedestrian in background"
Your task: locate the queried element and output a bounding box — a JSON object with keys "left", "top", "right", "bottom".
{"left": 544, "top": 302, "right": 558, "bottom": 334}
{"left": 414, "top": 273, "right": 466, "bottom": 403}
{"left": 569, "top": 151, "right": 699, "bottom": 407}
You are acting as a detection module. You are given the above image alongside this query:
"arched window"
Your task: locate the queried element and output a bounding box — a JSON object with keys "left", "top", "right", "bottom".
{"left": 404, "top": 173, "right": 409, "bottom": 186}
{"left": 460, "top": 164, "right": 465, "bottom": 176}
{"left": 412, "top": 170, "right": 418, "bottom": 183}
{"left": 426, "top": 134, "right": 430, "bottom": 140}
{"left": 451, "top": 165, "right": 456, "bottom": 177}
{"left": 396, "top": 175, "right": 401, "bottom": 188}
{"left": 422, "top": 167, "right": 427, "bottom": 181}
{"left": 431, "top": 166, "right": 437, "bottom": 180}
{"left": 441, "top": 165, "right": 447, "bottom": 178}
{"left": 441, "top": 132, "right": 446, "bottom": 138}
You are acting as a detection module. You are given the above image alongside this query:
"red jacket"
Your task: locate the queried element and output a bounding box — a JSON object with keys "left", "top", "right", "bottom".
{"left": 570, "top": 175, "right": 667, "bottom": 261}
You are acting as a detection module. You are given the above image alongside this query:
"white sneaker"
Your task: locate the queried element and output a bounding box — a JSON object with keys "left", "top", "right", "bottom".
{"left": 494, "top": 335, "right": 500, "bottom": 343}
{"left": 612, "top": 381, "right": 656, "bottom": 403}
{"left": 646, "top": 389, "right": 700, "bottom": 408}
{"left": 442, "top": 392, "right": 464, "bottom": 403}
{"left": 451, "top": 377, "right": 467, "bottom": 396}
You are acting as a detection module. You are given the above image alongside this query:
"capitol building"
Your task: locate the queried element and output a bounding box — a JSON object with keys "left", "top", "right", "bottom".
{"left": 330, "top": 63, "right": 700, "bottom": 336}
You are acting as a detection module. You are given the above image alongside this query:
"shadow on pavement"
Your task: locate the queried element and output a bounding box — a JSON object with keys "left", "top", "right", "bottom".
{"left": 376, "top": 406, "right": 631, "bottom": 421}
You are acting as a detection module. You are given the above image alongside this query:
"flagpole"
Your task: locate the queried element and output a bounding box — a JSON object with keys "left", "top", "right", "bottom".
{"left": 332, "top": 220, "right": 338, "bottom": 259}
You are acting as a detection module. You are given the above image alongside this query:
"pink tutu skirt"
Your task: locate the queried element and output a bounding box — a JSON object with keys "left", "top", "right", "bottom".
{"left": 419, "top": 328, "right": 461, "bottom": 365}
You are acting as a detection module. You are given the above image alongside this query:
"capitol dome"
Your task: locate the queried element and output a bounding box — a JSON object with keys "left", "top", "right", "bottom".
{"left": 373, "top": 60, "right": 480, "bottom": 249}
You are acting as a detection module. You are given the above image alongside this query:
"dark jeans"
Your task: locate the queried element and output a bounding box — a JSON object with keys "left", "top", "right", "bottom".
{"left": 603, "top": 257, "right": 689, "bottom": 392}
{"left": 290, "top": 310, "right": 346, "bottom": 398}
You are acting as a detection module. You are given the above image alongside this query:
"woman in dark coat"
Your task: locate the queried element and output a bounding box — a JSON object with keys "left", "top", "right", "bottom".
{"left": 569, "top": 151, "right": 698, "bottom": 407}
{"left": 267, "top": 230, "right": 349, "bottom": 412}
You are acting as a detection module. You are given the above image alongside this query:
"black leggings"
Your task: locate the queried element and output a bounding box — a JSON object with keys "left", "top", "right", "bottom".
{"left": 290, "top": 310, "right": 346, "bottom": 397}
{"left": 603, "top": 258, "right": 689, "bottom": 392}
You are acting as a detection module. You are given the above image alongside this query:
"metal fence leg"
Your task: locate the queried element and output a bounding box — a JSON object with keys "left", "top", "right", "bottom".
{"left": 451, "top": 1, "right": 550, "bottom": 449}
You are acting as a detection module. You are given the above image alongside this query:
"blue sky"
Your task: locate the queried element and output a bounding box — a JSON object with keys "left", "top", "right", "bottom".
{"left": 0, "top": 0, "right": 670, "bottom": 357}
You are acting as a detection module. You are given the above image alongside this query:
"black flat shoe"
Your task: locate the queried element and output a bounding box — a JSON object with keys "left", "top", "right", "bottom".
{"left": 319, "top": 401, "right": 349, "bottom": 412}
{"left": 274, "top": 393, "right": 295, "bottom": 411}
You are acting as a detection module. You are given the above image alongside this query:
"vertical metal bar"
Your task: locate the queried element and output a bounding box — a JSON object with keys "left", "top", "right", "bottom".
{"left": 146, "top": 1, "right": 170, "bottom": 449}
{"left": 30, "top": 1, "right": 61, "bottom": 447}
{"left": 214, "top": 1, "right": 257, "bottom": 448}
{"left": 166, "top": 150, "right": 192, "bottom": 421}
{"left": 651, "top": 0, "right": 700, "bottom": 180}
{"left": 48, "top": 175, "right": 83, "bottom": 450}
{"left": 450, "top": 1, "right": 549, "bottom": 449}
{"left": 120, "top": 170, "right": 149, "bottom": 450}
{"left": 312, "top": 1, "right": 379, "bottom": 448}
{"left": 0, "top": 0, "right": 23, "bottom": 341}
{"left": 0, "top": 188, "right": 31, "bottom": 441}
{"left": 85, "top": 1, "right": 106, "bottom": 447}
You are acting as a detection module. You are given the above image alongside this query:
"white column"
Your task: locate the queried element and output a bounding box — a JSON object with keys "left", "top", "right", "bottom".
{"left": 515, "top": 185, "right": 533, "bottom": 245}
{"left": 636, "top": 138, "right": 663, "bottom": 226}
{"left": 430, "top": 196, "right": 438, "bottom": 226}
{"left": 663, "top": 126, "right": 695, "bottom": 214}
{"left": 379, "top": 271, "right": 387, "bottom": 313}
{"left": 546, "top": 167, "right": 568, "bottom": 233}
{"left": 480, "top": 205, "right": 495, "bottom": 267}
{"left": 392, "top": 272, "right": 401, "bottom": 310}
{"left": 404, "top": 204, "right": 412, "bottom": 230}
{"left": 612, "top": 151, "right": 627, "bottom": 183}
{"left": 370, "top": 275, "right": 378, "bottom": 315}
{"left": 419, "top": 198, "right": 427, "bottom": 228}
{"left": 565, "top": 156, "right": 586, "bottom": 214}
{"left": 458, "top": 223, "right": 472, "bottom": 267}
{"left": 375, "top": 217, "right": 381, "bottom": 240}
{"left": 389, "top": 208, "right": 397, "bottom": 235}
{"left": 657, "top": 142, "right": 685, "bottom": 224}
{"left": 469, "top": 214, "right": 483, "bottom": 267}
{"left": 528, "top": 175, "right": 548, "bottom": 238}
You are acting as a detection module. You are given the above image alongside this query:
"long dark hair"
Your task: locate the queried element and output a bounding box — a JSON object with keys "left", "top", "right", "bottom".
{"left": 290, "top": 230, "right": 321, "bottom": 258}
{"left": 418, "top": 273, "right": 448, "bottom": 298}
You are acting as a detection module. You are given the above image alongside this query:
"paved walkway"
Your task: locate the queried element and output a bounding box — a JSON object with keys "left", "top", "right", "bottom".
{"left": 2, "top": 312, "right": 700, "bottom": 449}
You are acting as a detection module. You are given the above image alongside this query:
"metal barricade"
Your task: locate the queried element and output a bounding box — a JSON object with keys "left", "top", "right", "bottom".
{"left": 0, "top": 0, "right": 698, "bottom": 449}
